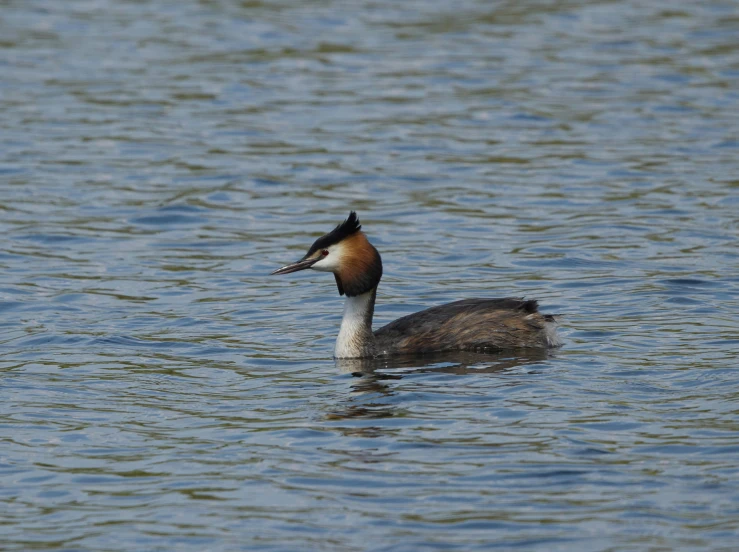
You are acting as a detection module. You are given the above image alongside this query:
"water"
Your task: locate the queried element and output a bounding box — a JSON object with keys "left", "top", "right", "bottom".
{"left": 1, "top": 0, "right": 738, "bottom": 550}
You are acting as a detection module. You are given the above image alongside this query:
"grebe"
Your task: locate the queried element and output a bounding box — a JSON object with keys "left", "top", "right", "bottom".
{"left": 271, "top": 212, "right": 561, "bottom": 358}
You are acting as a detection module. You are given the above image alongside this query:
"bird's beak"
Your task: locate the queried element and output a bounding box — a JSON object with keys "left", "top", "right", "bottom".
{"left": 270, "top": 257, "right": 319, "bottom": 275}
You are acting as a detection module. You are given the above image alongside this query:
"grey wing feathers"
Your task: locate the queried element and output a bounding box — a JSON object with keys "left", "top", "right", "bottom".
{"left": 374, "top": 298, "right": 557, "bottom": 354}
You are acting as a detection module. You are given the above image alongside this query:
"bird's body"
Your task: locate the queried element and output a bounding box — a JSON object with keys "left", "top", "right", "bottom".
{"left": 272, "top": 212, "right": 560, "bottom": 358}
{"left": 374, "top": 298, "right": 559, "bottom": 356}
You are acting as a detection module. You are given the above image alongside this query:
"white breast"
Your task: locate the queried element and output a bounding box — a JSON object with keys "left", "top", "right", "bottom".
{"left": 334, "top": 291, "right": 375, "bottom": 358}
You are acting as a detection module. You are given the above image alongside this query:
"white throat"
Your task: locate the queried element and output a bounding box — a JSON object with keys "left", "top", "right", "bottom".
{"left": 334, "top": 289, "right": 376, "bottom": 358}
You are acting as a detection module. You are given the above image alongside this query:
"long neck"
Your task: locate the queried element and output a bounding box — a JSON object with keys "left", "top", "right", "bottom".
{"left": 334, "top": 287, "right": 377, "bottom": 358}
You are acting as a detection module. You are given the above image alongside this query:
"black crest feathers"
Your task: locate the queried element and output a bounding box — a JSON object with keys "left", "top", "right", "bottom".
{"left": 306, "top": 211, "right": 362, "bottom": 257}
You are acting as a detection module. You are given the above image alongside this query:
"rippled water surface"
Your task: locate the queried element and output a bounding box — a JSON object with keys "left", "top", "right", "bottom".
{"left": 2, "top": 1, "right": 739, "bottom": 550}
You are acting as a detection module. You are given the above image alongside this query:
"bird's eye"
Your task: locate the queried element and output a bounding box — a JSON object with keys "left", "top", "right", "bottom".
{"left": 321, "top": 249, "right": 329, "bottom": 256}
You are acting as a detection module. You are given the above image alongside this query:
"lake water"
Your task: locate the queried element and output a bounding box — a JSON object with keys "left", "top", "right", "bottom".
{"left": 1, "top": 1, "right": 738, "bottom": 550}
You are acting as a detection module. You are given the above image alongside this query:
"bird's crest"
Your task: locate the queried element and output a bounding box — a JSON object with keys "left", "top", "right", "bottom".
{"left": 306, "top": 211, "right": 362, "bottom": 257}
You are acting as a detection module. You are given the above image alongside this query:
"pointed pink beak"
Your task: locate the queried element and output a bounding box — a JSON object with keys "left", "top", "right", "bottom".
{"left": 270, "top": 257, "right": 319, "bottom": 275}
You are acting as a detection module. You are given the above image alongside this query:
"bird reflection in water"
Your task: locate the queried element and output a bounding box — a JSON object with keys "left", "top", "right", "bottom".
{"left": 325, "top": 349, "right": 552, "bottom": 424}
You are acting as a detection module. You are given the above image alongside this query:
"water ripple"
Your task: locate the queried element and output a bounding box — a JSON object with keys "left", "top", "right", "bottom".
{"left": 1, "top": 0, "right": 738, "bottom": 551}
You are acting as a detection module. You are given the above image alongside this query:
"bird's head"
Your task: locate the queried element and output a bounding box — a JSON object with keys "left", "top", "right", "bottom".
{"left": 270, "top": 211, "right": 383, "bottom": 297}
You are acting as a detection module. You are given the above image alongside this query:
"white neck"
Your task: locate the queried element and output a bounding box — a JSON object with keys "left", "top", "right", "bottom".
{"left": 334, "top": 288, "right": 376, "bottom": 358}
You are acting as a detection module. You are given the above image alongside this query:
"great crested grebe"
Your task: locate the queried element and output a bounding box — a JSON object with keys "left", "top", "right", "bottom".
{"left": 271, "top": 212, "right": 561, "bottom": 358}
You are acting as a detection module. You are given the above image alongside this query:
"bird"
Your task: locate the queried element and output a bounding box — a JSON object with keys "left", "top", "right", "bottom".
{"left": 271, "top": 211, "right": 561, "bottom": 358}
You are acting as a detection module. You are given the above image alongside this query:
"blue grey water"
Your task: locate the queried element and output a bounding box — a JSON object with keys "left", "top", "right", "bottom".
{"left": 1, "top": 1, "right": 738, "bottom": 550}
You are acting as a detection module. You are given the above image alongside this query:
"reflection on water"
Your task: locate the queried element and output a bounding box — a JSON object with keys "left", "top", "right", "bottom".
{"left": 335, "top": 349, "right": 551, "bottom": 376}
{"left": 1, "top": 0, "right": 738, "bottom": 550}
{"left": 330, "top": 351, "right": 551, "bottom": 420}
